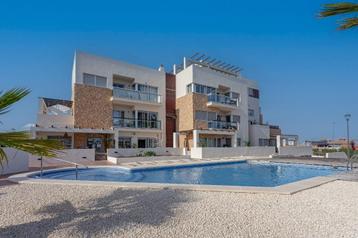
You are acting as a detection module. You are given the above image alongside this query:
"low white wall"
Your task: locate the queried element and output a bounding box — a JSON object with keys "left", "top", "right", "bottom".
{"left": 325, "top": 152, "right": 347, "bottom": 159}
{"left": 37, "top": 114, "right": 74, "bottom": 128}
{"left": 1, "top": 148, "right": 29, "bottom": 175}
{"left": 108, "top": 148, "right": 185, "bottom": 157}
{"left": 278, "top": 146, "right": 312, "bottom": 157}
{"left": 190, "top": 146, "right": 276, "bottom": 159}
{"left": 29, "top": 148, "right": 95, "bottom": 163}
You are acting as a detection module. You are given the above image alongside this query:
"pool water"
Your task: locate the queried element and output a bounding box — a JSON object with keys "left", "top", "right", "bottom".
{"left": 33, "top": 161, "right": 344, "bottom": 187}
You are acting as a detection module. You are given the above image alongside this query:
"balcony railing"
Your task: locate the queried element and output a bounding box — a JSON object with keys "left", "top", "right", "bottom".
{"left": 208, "top": 120, "right": 238, "bottom": 130}
{"left": 113, "top": 87, "right": 161, "bottom": 103}
{"left": 113, "top": 117, "right": 161, "bottom": 129}
{"left": 207, "top": 93, "right": 238, "bottom": 106}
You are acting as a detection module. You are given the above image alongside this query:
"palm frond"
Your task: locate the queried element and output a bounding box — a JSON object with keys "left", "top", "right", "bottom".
{"left": 339, "top": 16, "right": 358, "bottom": 29}
{"left": 320, "top": 3, "right": 358, "bottom": 17}
{"left": 0, "top": 131, "right": 63, "bottom": 164}
{"left": 0, "top": 88, "right": 30, "bottom": 115}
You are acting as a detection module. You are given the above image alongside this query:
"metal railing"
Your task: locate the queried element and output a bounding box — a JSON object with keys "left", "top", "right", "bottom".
{"left": 113, "top": 87, "right": 161, "bottom": 103}
{"left": 347, "top": 154, "right": 358, "bottom": 170}
{"left": 39, "top": 157, "right": 88, "bottom": 180}
{"left": 207, "top": 93, "right": 238, "bottom": 106}
{"left": 208, "top": 120, "right": 238, "bottom": 130}
{"left": 113, "top": 117, "right": 161, "bottom": 129}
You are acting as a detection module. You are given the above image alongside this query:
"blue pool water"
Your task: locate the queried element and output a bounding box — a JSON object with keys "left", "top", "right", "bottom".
{"left": 33, "top": 161, "right": 344, "bottom": 187}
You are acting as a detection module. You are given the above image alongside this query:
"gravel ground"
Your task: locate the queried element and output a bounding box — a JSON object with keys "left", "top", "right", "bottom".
{"left": 0, "top": 181, "right": 358, "bottom": 238}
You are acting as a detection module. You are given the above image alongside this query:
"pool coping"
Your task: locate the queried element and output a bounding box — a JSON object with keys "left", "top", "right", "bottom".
{"left": 8, "top": 159, "right": 348, "bottom": 195}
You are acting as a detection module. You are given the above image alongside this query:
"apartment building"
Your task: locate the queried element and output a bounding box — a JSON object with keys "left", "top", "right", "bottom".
{"left": 32, "top": 51, "right": 289, "bottom": 158}
{"left": 32, "top": 52, "right": 168, "bottom": 158}
{"left": 173, "top": 54, "right": 274, "bottom": 149}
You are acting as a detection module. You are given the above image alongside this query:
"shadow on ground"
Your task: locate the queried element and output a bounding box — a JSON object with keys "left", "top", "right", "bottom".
{"left": 0, "top": 188, "right": 190, "bottom": 237}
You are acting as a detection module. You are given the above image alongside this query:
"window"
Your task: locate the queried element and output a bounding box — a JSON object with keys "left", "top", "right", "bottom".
{"left": 207, "top": 112, "right": 216, "bottom": 121}
{"left": 231, "top": 92, "right": 240, "bottom": 101}
{"left": 236, "top": 138, "right": 241, "bottom": 146}
{"left": 83, "top": 73, "right": 95, "bottom": 86}
{"left": 186, "top": 84, "right": 193, "bottom": 93}
{"left": 186, "top": 83, "right": 217, "bottom": 95}
{"left": 113, "top": 83, "right": 125, "bottom": 88}
{"left": 248, "top": 109, "right": 255, "bottom": 117}
{"left": 118, "top": 137, "right": 131, "bottom": 148}
{"left": 232, "top": 115, "right": 240, "bottom": 123}
{"left": 96, "top": 76, "right": 107, "bottom": 87}
{"left": 137, "top": 84, "right": 158, "bottom": 94}
{"left": 83, "top": 73, "right": 107, "bottom": 88}
{"left": 248, "top": 88, "right": 259, "bottom": 98}
{"left": 195, "top": 111, "right": 207, "bottom": 120}
{"left": 138, "top": 138, "right": 158, "bottom": 148}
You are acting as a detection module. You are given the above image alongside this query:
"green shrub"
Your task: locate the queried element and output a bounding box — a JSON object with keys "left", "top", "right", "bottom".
{"left": 143, "top": 151, "right": 156, "bottom": 157}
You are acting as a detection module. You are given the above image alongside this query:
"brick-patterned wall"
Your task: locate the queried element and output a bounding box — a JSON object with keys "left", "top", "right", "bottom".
{"left": 176, "top": 94, "right": 194, "bottom": 132}
{"left": 73, "top": 84, "right": 113, "bottom": 129}
{"left": 176, "top": 93, "right": 216, "bottom": 132}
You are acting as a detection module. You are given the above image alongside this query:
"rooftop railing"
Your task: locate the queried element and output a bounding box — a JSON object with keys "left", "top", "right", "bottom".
{"left": 113, "top": 117, "right": 161, "bottom": 129}
{"left": 207, "top": 93, "right": 238, "bottom": 106}
{"left": 113, "top": 87, "right": 161, "bottom": 103}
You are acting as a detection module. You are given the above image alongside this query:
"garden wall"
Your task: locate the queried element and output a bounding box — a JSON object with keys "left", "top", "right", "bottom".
{"left": 190, "top": 147, "right": 276, "bottom": 159}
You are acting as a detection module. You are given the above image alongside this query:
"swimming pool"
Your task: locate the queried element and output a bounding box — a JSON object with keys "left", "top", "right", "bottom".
{"left": 32, "top": 161, "right": 344, "bottom": 187}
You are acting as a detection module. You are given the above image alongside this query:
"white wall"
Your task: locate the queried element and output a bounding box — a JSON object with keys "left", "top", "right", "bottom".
{"left": 29, "top": 149, "right": 96, "bottom": 163}
{"left": 1, "top": 148, "right": 29, "bottom": 175}
{"left": 278, "top": 146, "right": 312, "bottom": 157}
{"left": 108, "top": 148, "right": 185, "bottom": 157}
{"left": 37, "top": 114, "right": 74, "bottom": 128}
{"left": 190, "top": 146, "right": 276, "bottom": 159}
{"left": 325, "top": 152, "right": 347, "bottom": 159}
{"left": 249, "top": 124, "right": 270, "bottom": 146}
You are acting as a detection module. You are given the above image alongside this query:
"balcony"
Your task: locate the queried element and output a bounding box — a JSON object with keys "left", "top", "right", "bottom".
{"left": 113, "top": 117, "right": 161, "bottom": 130}
{"left": 207, "top": 93, "right": 238, "bottom": 110}
{"left": 112, "top": 87, "right": 161, "bottom": 105}
{"left": 208, "top": 120, "right": 238, "bottom": 130}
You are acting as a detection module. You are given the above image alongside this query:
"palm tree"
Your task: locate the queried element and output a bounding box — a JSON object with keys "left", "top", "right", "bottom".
{"left": 319, "top": 2, "right": 358, "bottom": 30}
{"left": 0, "top": 88, "right": 62, "bottom": 165}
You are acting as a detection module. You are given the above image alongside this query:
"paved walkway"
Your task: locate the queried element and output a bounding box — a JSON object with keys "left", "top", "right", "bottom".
{"left": 1, "top": 180, "right": 358, "bottom": 237}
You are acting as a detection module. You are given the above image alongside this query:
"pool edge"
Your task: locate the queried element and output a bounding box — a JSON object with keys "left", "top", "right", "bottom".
{"left": 8, "top": 165, "right": 343, "bottom": 195}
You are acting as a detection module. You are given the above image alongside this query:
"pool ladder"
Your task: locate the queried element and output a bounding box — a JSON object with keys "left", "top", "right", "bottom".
{"left": 38, "top": 157, "right": 89, "bottom": 180}
{"left": 347, "top": 154, "right": 358, "bottom": 170}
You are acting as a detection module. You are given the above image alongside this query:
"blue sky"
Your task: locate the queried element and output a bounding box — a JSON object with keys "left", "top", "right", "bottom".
{"left": 1, "top": 0, "right": 357, "bottom": 141}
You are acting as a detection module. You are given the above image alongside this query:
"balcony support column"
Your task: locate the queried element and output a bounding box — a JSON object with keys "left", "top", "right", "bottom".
{"left": 135, "top": 110, "right": 138, "bottom": 128}
{"left": 114, "top": 130, "right": 119, "bottom": 149}
{"left": 232, "top": 131, "right": 238, "bottom": 148}
{"left": 173, "top": 132, "right": 179, "bottom": 148}
{"left": 193, "top": 130, "right": 200, "bottom": 148}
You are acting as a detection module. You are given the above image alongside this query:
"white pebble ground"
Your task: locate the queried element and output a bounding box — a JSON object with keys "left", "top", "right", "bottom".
{"left": 1, "top": 181, "right": 358, "bottom": 238}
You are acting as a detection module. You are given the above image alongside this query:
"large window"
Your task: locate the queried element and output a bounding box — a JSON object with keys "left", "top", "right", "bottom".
{"left": 195, "top": 111, "right": 207, "bottom": 120}
{"left": 248, "top": 109, "right": 255, "bottom": 117}
{"left": 137, "top": 138, "right": 158, "bottom": 148}
{"left": 83, "top": 73, "right": 107, "bottom": 88}
{"left": 232, "top": 115, "right": 240, "bottom": 123}
{"left": 186, "top": 83, "right": 216, "bottom": 95}
{"left": 248, "top": 88, "right": 259, "bottom": 98}
{"left": 118, "top": 137, "right": 131, "bottom": 148}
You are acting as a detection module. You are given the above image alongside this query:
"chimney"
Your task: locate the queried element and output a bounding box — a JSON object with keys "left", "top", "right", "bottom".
{"left": 158, "top": 64, "right": 165, "bottom": 72}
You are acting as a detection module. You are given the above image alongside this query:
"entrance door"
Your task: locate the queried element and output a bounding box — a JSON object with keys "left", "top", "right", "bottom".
{"left": 138, "top": 139, "right": 146, "bottom": 148}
